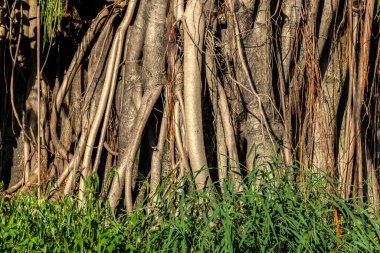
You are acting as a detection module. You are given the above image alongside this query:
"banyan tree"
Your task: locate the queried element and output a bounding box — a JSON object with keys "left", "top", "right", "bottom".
{"left": 0, "top": 0, "right": 379, "bottom": 211}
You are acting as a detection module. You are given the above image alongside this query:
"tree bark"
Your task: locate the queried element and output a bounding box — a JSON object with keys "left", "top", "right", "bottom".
{"left": 183, "top": 0, "right": 210, "bottom": 189}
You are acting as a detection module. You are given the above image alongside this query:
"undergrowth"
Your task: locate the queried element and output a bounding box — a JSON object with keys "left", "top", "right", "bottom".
{"left": 0, "top": 160, "right": 379, "bottom": 252}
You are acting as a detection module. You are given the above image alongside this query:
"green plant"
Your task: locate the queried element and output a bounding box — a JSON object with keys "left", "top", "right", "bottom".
{"left": 0, "top": 159, "right": 379, "bottom": 252}
{"left": 39, "top": 0, "right": 63, "bottom": 48}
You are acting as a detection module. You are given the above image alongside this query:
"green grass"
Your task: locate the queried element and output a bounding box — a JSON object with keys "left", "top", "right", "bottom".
{"left": 0, "top": 160, "right": 379, "bottom": 252}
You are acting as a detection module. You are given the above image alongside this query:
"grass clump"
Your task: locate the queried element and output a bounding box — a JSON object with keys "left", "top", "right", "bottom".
{"left": 0, "top": 160, "right": 379, "bottom": 252}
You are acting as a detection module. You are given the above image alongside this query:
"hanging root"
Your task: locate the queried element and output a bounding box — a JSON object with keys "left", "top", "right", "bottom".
{"left": 1, "top": 0, "right": 378, "bottom": 214}
{"left": 50, "top": 7, "right": 110, "bottom": 161}
{"left": 183, "top": 0, "right": 210, "bottom": 189}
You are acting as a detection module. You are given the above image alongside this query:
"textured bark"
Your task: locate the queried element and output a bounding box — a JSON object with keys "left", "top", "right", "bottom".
{"left": 183, "top": 0, "right": 210, "bottom": 189}
{"left": 280, "top": 0, "right": 302, "bottom": 83}
{"left": 79, "top": 0, "right": 139, "bottom": 205}
{"left": 113, "top": 0, "right": 147, "bottom": 200}
{"left": 174, "top": 59, "right": 190, "bottom": 178}
{"left": 313, "top": 29, "right": 348, "bottom": 174}
{"left": 340, "top": 4, "right": 359, "bottom": 199}
{"left": 206, "top": 22, "right": 241, "bottom": 190}
{"left": 278, "top": 0, "right": 302, "bottom": 165}
{"left": 354, "top": 0, "right": 376, "bottom": 201}
{"left": 108, "top": 0, "right": 168, "bottom": 211}
{"left": 317, "top": 0, "right": 338, "bottom": 56}
{"left": 108, "top": 86, "right": 163, "bottom": 211}
{"left": 205, "top": 36, "right": 228, "bottom": 188}
{"left": 50, "top": 8, "right": 109, "bottom": 161}
{"left": 1, "top": 0, "right": 379, "bottom": 211}
{"left": 233, "top": 1, "right": 282, "bottom": 171}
